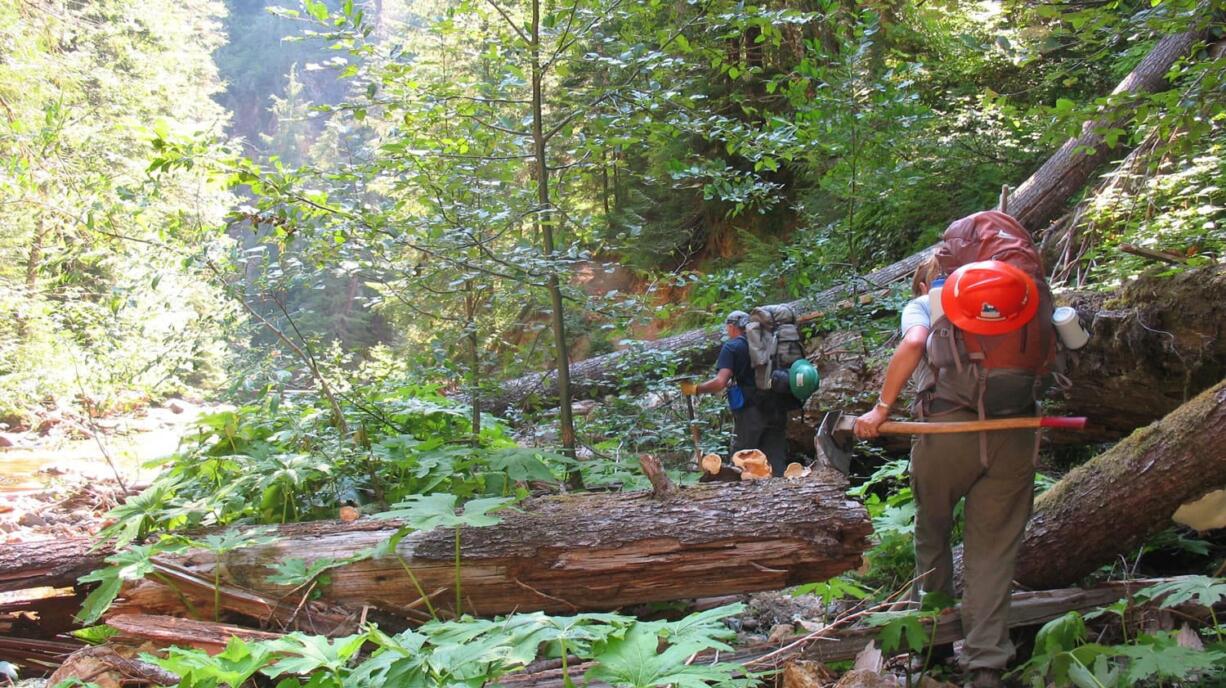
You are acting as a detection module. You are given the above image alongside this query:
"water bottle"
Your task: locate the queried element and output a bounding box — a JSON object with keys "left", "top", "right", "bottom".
{"left": 929, "top": 277, "right": 946, "bottom": 324}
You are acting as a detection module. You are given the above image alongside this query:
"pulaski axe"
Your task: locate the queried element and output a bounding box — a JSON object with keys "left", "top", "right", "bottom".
{"left": 814, "top": 412, "right": 1088, "bottom": 474}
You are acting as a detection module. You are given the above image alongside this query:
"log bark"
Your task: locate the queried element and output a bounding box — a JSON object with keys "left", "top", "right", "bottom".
{"left": 107, "top": 614, "right": 283, "bottom": 654}
{"left": 482, "top": 28, "right": 1203, "bottom": 415}
{"left": 1014, "top": 376, "right": 1226, "bottom": 589}
{"left": 111, "top": 472, "right": 870, "bottom": 623}
{"left": 0, "top": 538, "right": 109, "bottom": 593}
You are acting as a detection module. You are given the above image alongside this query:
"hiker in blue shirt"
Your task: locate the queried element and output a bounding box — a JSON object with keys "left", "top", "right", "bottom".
{"left": 680, "top": 310, "right": 789, "bottom": 475}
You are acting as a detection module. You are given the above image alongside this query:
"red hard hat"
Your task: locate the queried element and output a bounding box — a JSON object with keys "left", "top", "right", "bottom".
{"left": 941, "top": 260, "right": 1039, "bottom": 335}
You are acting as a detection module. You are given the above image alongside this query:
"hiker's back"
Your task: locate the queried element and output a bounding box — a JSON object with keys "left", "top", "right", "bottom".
{"left": 921, "top": 211, "right": 1056, "bottom": 418}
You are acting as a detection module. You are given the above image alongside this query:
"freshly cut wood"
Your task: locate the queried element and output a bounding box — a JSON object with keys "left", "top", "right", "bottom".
{"left": 784, "top": 463, "right": 811, "bottom": 479}
{"left": 112, "top": 474, "right": 871, "bottom": 623}
{"left": 1015, "top": 377, "right": 1226, "bottom": 589}
{"left": 732, "top": 449, "right": 771, "bottom": 479}
{"left": 107, "top": 614, "right": 283, "bottom": 654}
{"left": 480, "top": 29, "right": 1203, "bottom": 416}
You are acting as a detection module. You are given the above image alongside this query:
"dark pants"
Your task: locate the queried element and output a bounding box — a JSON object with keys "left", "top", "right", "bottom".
{"left": 731, "top": 401, "right": 789, "bottom": 475}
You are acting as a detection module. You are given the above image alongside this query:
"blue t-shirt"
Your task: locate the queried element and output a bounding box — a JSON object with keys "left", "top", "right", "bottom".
{"left": 715, "top": 335, "right": 756, "bottom": 404}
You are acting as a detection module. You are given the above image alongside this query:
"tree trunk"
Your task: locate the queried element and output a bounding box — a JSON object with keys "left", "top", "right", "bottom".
{"left": 529, "top": 0, "right": 577, "bottom": 468}
{"left": 1014, "top": 377, "right": 1226, "bottom": 589}
{"left": 109, "top": 473, "right": 870, "bottom": 622}
{"left": 1009, "top": 30, "right": 1206, "bottom": 234}
{"left": 481, "top": 28, "right": 1203, "bottom": 415}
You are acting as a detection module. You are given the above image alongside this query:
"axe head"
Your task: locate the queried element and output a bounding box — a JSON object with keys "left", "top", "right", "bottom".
{"left": 814, "top": 411, "right": 854, "bottom": 475}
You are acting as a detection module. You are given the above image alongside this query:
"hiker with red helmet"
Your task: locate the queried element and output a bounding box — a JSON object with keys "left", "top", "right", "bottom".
{"left": 855, "top": 211, "right": 1056, "bottom": 688}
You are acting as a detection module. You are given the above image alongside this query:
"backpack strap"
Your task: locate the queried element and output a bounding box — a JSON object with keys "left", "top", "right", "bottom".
{"left": 965, "top": 333, "right": 990, "bottom": 469}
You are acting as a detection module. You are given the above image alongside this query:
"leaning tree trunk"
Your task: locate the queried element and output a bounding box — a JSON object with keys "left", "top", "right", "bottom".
{"left": 1009, "top": 30, "right": 1206, "bottom": 233}
{"left": 1014, "top": 377, "right": 1226, "bottom": 589}
{"left": 480, "top": 253, "right": 928, "bottom": 415}
{"left": 479, "top": 28, "right": 1203, "bottom": 416}
{"left": 108, "top": 473, "right": 870, "bottom": 623}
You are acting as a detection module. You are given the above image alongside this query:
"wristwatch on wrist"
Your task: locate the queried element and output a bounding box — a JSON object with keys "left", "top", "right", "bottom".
{"left": 874, "top": 399, "right": 892, "bottom": 413}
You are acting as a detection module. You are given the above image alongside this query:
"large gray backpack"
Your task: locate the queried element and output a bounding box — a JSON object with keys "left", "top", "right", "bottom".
{"left": 745, "top": 304, "right": 806, "bottom": 394}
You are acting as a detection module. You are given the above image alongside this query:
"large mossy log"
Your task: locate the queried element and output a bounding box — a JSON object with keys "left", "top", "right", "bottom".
{"left": 481, "top": 29, "right": 1203, "bottom": 416}
{"left": 112, "top": 473, "right": 871, "bottom": 621}
{"left": 1014, "top": 377, "right": 1226, "bottom": 589}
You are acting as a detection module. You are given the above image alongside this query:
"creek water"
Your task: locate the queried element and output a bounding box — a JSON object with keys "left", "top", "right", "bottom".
{"left": 0, "top": 407, "right": 207, "bottom": 493}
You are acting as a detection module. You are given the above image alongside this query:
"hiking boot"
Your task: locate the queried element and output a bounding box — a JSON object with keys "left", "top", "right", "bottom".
{"left": 964, "top": 668, "right": 1004, "bottom": 688}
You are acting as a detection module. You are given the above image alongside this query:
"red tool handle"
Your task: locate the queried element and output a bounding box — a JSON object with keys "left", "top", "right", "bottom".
{"left": 871, "top": 416, "right": 1089, "bottom": 435}
{"left": 1039, "top": 416, "right": 1087, "bottom": 430}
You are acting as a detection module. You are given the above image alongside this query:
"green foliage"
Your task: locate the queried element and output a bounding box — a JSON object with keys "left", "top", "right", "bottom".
{"left": 0, "top": 0, "right": 237, "bottom": 419}
{"left": 76, "top": 540, "right": 186, "bottom": 624}
{"left": 866, "top": 591, "right": 954, "bottom": 657}
{"left": 95, "top": 378, "right": 574, "bottom": 540}
{"left": 138, "top": 605, "right": 750, "bottom": 688}
{"left": 1018, "top": 590, "right": 1226, "bottom": 688}
{"left": 153, "top": 635, "right": 275, "bottom": 688}
{"left": 790, "top": 577, "right": 872, "bottom": 607}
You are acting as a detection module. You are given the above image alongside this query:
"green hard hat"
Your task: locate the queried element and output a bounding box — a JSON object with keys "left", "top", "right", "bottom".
{"left": 788, "top": 358, "right": 820, "bottom": 401}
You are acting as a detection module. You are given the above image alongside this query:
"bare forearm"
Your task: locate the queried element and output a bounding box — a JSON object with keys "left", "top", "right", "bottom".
{"left": 879, "top": 339, "right": 925, "bottom": 407}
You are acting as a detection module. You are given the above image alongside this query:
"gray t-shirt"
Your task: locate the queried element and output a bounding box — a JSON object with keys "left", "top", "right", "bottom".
{"left": 900, "top": 295, "right": 931, "bottom": 336}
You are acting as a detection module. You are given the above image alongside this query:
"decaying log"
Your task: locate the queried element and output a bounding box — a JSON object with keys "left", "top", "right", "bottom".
{"left": 481, "top": 28, "right": 1204, "bottom": 416}
{"left": 1015, "top": 377, "right": 1226, "bottom": 589}
{"left": 48, "top": 644, "right": 179, "bottom": 687}
{"left": 0, "top": 588, "right": 82, "bottom": 639}
{"left": 0, "top": 537, "right": 110, "bottom": 593}
{"left": 111, "top": 474, "right": 871, "bottom": 624}
{"left": 107, "top": 614, "right": 283, "bottom": 654}
{"left": 0, "top": 635, "right": 84, "bottom": 674}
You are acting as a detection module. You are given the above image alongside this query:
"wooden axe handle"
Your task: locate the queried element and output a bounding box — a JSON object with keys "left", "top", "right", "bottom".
{"left": 837, "top": 415, "right": 1087, "bottom": 434}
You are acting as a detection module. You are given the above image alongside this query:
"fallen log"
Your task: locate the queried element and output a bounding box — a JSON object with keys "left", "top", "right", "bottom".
{"left": 481, "top": 28, "right": 1204, "bottom": 416}
{"left": 0, "top": 537, "right": 109, "bottom": 593}
{"left": 109, "top": 472, "right": 871, "bottom": 624}
{"left": 1009, "top": 30, "right": 1206, "bottom": 232}
{"left": 1015, "top": 376, "right": 1226, "bottom": 589}
{"left": 107, "top": 614, "right": 283, "bottom": 654}
{"left": 0, "top": 635, "right": 84, "bottom": 674}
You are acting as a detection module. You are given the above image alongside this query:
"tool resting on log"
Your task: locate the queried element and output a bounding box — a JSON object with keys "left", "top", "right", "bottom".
{"left": 108, "top": 473, "right": 870, "bottom": 622}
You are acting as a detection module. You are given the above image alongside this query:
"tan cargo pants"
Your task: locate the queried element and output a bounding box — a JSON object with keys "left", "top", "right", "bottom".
{"left": 910, "top": 409, "right": 1036, "bottom": 670}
